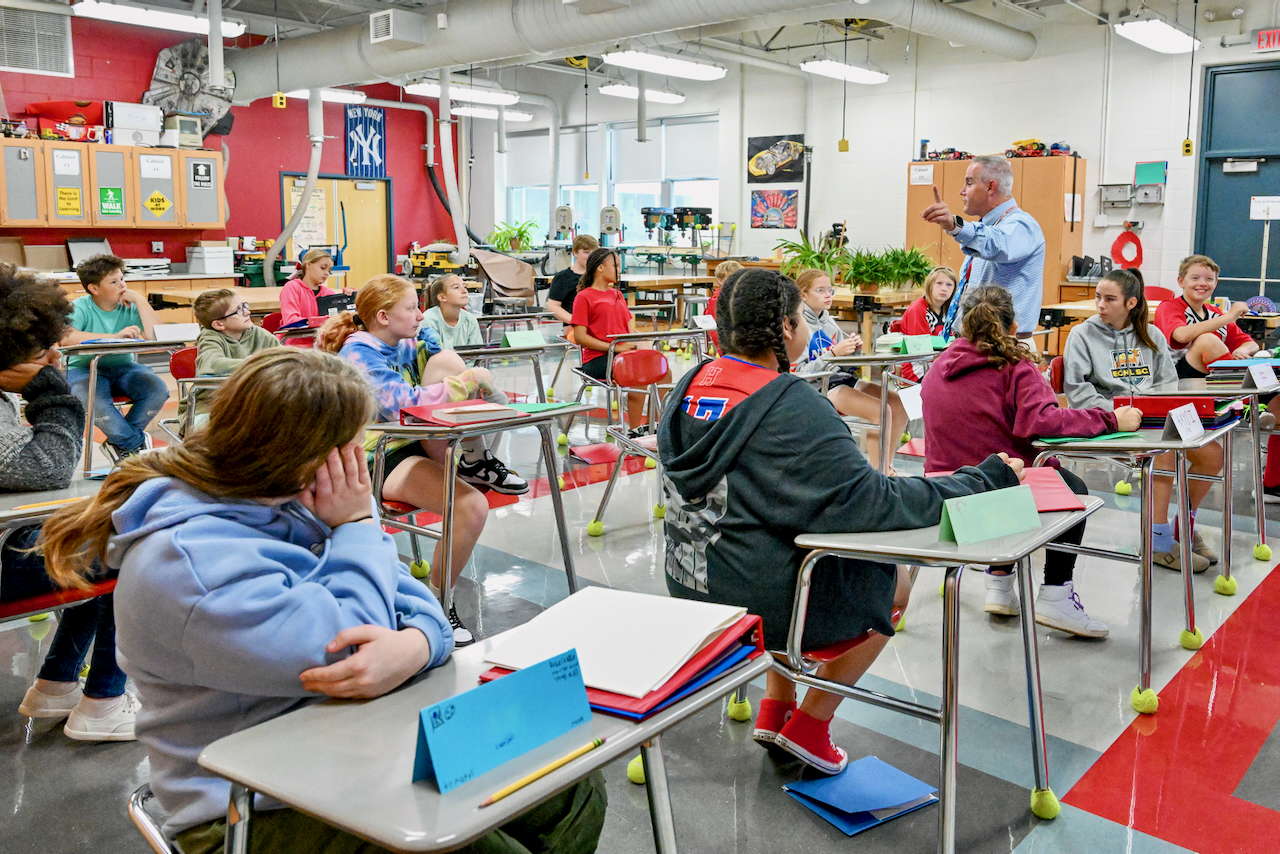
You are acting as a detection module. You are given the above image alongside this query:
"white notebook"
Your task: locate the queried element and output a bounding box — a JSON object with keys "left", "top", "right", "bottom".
{"left": 153, "top": 323, "right": 200, "bottom": 343}
{"left": 484, "top": 587, "right": 746, "bottom": 698}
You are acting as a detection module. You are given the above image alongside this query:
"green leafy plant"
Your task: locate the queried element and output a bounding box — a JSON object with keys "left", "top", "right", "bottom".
{"left": 774, "top": 231, "right": 840, "bottom": 278}
{"left": 487, "top": 219, "right": 540, "bottom": 251}
{"left": 882, "top": 246, "right": 935, "bottom": 290}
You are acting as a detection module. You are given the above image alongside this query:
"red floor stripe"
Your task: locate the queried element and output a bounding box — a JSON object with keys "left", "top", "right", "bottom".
{"left": 1064, "top": 564, "right": 1280, "bottom": 854}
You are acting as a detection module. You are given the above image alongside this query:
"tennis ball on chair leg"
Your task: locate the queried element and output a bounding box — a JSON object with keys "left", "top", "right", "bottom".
{"left": 1030, "top": 788, "right": 1061, "bottom": 820}
{"left": 1130, "top": 685, "right": 1159, "bottom": 714}
{"left": 587, "top": 520, "right": 604, "bottom": 537}
{"left": 727, "top": 695, "right": 752, "bottom": 722}
{"left": 1214, "top": 574, "right": 1238, "bottom": 596}
{"left": 1255, "top": 543, "right": 1273, "bottom": 562}
{"left": 627, "top": 754, "right": 646, "bottom": 784}
{"left": 1115, "top": 481, "right": 1132, "bottom": 496}
{"left": 1179, "top": 627, "right": 1205, "bottom": 650}
{"left": 557, "top": 433, "right": 569, "bottom": 446}
{"left": 409, "top": 560, "right": 430, "bottom": 580}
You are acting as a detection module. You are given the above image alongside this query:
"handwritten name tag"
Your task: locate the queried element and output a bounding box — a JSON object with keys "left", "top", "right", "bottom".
{"left": 413, "top": 650, "right": 591, "bottom": 792}
{"left": 1161, "top": 402, "right": 1205, "bottom": 442}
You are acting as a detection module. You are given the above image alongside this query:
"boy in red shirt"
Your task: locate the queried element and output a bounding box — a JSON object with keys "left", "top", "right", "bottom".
{"left": 1153, "top": 254, "right": 1258, "bottom": 379}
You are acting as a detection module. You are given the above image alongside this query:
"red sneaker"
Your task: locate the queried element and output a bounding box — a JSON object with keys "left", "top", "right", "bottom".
{"left": 775, "top": 709, "right": 849, "bottom": 774}
{"left": 753, "top": 698, "right": 795, "bottom": 747}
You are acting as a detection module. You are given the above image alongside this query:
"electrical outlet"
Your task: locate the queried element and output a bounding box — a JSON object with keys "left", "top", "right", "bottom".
{"left": 151, "top": 241, "right": 163, "bottom": 253}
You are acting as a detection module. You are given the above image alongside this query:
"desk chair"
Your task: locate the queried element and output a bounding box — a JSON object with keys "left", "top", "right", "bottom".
{"left": 586, "top": 350, "right": 669, "bottom": 537}
{"left": 156, "top": 348, "right": 197, "bottom": 444}
{"left": 127, "top": 784, "right": 178, "bottom": 854}
{"left": 1145, "top": 286, "right": 1176, "bottom": 301}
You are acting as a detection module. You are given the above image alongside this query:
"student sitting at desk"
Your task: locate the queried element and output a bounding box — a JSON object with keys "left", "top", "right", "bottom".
{"left": 38, "top": 348, "right": 607, "bottom": 854}
{"left": 899, "top": 265, "right": 956, "bottom": 383}
{"left": 1154, "top": 254, "right": 1258, "bottom": 379}
{"left": 572, "top": 247, "right": 672, "bottom": 435}
{"left": 279, "top": 248, "right": 337, "bottom": 326}
{"left": 319, "top": 276, "right": 525, "bottom": 645}
{"left": 61, "top": 253, "right": 170, "bottom": 461}
{"left": 1065, "top": 268, "right": 1223, "bottom": 573}
{"left": 658, "top": 267, "right": 1023, "bottom": 774}
{"left": 546, "top": 235, "right": 598, "bottom": 340}
{"left": 1, "top": 267, "right": 137, "bottom": 741}
{"left": 423, "top": 274, "right": 483, "bottom": 350}
{"left": 703, "top": 259, "right": 743, "bottom": 352}
{"left": 792, "top": 268, "right": 907, "bottom": 472}
{"left": 923, "top": 285, "right": 1142, "bottom": 636}
{"left": 183, "top": 288, "right": 281, "bottom": 432}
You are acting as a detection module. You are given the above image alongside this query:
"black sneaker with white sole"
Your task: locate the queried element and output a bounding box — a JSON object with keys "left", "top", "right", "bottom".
{"left": 457, "top": 451, "right": 529, "bottom": 495}
{"left": 448, "top": 604, "right": 475, "bottom": 647}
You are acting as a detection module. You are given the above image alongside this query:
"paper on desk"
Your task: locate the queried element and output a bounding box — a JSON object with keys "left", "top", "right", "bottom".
{"left": 484, "top": 587, "right": 745, "bottom": 698}
{"left": 153, "top": 323, "right": 200, "bottom": 343}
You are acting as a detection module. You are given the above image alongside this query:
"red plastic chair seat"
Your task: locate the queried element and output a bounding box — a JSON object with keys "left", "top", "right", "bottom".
{"left": 261, "top": 312, "right": 283, "bottom": 333}
{"left": 283, "top": 336, "right": 315, "bottom": 348}
{"left": 381, "top": 500, "right": 420, "bottom": 516}
{"left": 1048, "top": 356, "right": 1064, "bottom": 394}
{"left": 1144, "top": 286, "right": 1175, "bottom": 301}
{"left": 790, "top": 607, "right": 904, "bottom": 664}
{"left": 169, "top": 347, "right": 197, "bottom": 381}
{"left": 611, "top": 349, "right": 669, "bottom": 387}
{"left": 0, "top": 579, "right": 117, "bottom": 622}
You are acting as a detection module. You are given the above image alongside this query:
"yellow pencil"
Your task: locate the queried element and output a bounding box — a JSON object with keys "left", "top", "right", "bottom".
{"left": 480, "top": 738, "right": 606, "bottom": 807}
{"left": 13, "top": 498, "right": 85, "bottom": 510}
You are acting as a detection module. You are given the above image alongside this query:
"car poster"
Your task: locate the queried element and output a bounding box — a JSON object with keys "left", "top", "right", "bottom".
{"left": 747, "top": 134, "right": 805, "bottom": 183}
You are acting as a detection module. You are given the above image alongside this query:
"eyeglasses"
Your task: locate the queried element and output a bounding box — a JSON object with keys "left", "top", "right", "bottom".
{"left": 812, "top": 288, "right": 836, "bottom": 296}
{"left": 218, "top": 302, "right": 251, "bottom": 320}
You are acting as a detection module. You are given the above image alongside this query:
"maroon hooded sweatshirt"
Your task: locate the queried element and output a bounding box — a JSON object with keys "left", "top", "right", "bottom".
{"left": 921, "top": 338, "right": 1118, "bottom": 471}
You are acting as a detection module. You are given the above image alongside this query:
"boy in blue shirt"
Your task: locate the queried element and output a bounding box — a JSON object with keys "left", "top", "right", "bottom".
{"left": 62, "top": 254, "right": 169, "bottom": 459}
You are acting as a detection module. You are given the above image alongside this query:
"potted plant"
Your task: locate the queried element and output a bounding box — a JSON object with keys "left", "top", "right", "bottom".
{"left": 774, "top": 231, "right": 839, "bottom": 278}
{"left": 882, "top": 246, "right": 935, "bottom": 290}
{"left": 839, "top": 248, "right": 888, "bottom": 293}
{"left": 486, "top": 219, "right": 540, "bottom": 251}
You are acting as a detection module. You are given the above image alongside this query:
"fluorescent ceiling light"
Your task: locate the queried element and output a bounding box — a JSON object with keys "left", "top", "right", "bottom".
{"left": 403, "top": 80, "right": 521, "bottom": 106}
{"left": 1114, "top": 18, "right": 1201, "bottom": 53}
{"left": 452, "top": 106, "right": 534, "bottom": 122}
{"left": 598, "top": 83, "right": 686, "bottom": 104}
{"left": 72, "top": 0, "right": 246, "bottom": 38}
{"left": 799, "top": 59, "right": 888, "bottom": 85}
{"left": 284, "top": 88, "right": 367, "bottom": 104}
{"left": 601, "top": 49, "right": 726, "bottom": 81}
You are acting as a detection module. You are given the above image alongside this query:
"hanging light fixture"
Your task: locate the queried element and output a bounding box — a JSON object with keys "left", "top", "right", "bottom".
{"left": 601, "top": 49, "right": 726, "bottom": 81}
{"left": 283, "top": 87, "right": 367, "bottom": 104}
{"left": 404, "top": 79, "right": 522, "bottom": 106}
{"left": 1114, "top": 14, "right": 1201, "bottom": 53}
{"left": 451, "top": 106, "right": 534, "bottom": 122}
{"left": 799, "top": 58, "right": 888, "bottom": 85}
{"left": 73, "top": 0, "right": 246, "bottom": 37}
{"left": 598, "top": 82, "right": 686, "bottom": 104}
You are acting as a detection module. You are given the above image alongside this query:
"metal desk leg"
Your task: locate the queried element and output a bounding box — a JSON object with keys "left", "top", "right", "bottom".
{"left": 939, "top": 565, "right": 961, "bottom": 854}
{"left": 1138, "top": 456, "right": 1156, "bottom": 699}
{"left": 1250, "top": 395, "right": 1269, "bottom": 555}
{"left": 225, "top": 783, "right": 253, "bottom": 854}
{"left": 878, "top": 372, "right": 891, "bottom": 475}
{"left": 640, "top": 735, "right": 678, "bottom": 854}
{"left": 539, "top": 424, "right": 578, "bottom": 594}
{"left": 1014, "top": 555, "right": 1056, "bottom": 819}
{"left": 82, "top": 355, "right": 100, "bottom": 478}
{"left": 439, "top": 440, "right": 460, "bottom": 611}
{"left": 1220, "top": 426, "right": 1235, "bottom": 589}
{"left": 1175, "top": 451, "right": 1201, "bottom": 649}
{"left": 531, "top": 354, "right": 547, "bottom": 403}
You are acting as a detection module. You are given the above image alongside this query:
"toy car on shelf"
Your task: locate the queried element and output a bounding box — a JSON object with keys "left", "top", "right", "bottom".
{"left": 1049, "top": 141, "right": 1073, "bottom": 155}
{"left": 1006, "top": 139, "right": 1047, "bottom": 158}
{"left": 926, "top": 148, "right": 971, "bottom": 161}
{"left": 748, "top": 139, "right": 805, "bottom": 177}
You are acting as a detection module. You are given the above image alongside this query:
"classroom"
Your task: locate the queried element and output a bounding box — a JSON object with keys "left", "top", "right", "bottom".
{"left": 2, "top": 1, "right": 1280, "bottom": 853}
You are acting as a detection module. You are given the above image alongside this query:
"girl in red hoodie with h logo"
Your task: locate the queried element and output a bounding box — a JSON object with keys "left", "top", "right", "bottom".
{"left": 921, "top": 285, "right": 1142, "bottom": 638}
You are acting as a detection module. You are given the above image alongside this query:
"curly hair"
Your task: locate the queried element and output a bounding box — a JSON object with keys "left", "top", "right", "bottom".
{"left": 716, "top": 267, "right": 800, "bottom": 374}
{"left": 75, "top": 253, "right": 125, "bottom": 291}
{"left": 959, "top": 285, "right": 1039, "bottom": 368}
{"left": 0, "top": 265, "right": 71, "bottom": 371}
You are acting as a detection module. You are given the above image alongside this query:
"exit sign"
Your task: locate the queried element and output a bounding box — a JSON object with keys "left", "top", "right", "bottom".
{"left": 1254, "top": 27, "right": 1280, "bottom": 51}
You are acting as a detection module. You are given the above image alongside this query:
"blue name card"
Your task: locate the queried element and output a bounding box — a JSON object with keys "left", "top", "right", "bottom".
{"left": 413, "top": 650, "right": 591, "bottom": 792}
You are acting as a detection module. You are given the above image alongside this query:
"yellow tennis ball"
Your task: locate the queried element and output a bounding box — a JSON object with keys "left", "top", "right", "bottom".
{"left": 1255, "top": 543, "right": 1273, "bottom": 562}
{"left": 1130, "top": 686, "right": 1159, "bottom": 714}
{"left": 1214, "top": 574, "right": 1238, "bottom": 596}
{"left": 653, "top": 504, "right": 666, "bottom": 519}
{"left": 409, "top": 560, "right": 430, "bottom": 580}
{"left": 1179, "top": 627, "right": 1204, "bottom": 650}
{"left": 627, "top": 754, "right": 646, "bottom": 784}
{"left": 558, "top": 476, "right": 565, "bottom": 489}
{"left": 557, "top": 433, "right": 569, "bottom": 446}
{"left": 1030, "top": 788, "right": 1061, "bottom": 820}
{"left": 727, "top": 695, "right": 753, "bottom": 722}
{"left": 1115, "top": 481, "right": 1132, "bottom": 496}
{"left": 587, "top": 520, "right": 604, "bottom": 537}
{"left": 644, "top": 457, "right": 657, "bottom": 469}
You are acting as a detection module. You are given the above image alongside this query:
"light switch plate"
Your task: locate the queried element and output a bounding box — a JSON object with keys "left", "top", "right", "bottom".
{"left": 151, "top": 241, "right": 163, "bottom": 253}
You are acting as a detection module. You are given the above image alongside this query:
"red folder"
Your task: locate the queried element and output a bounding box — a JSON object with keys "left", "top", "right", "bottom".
{"left": 925, "top": 467, "right": 1084, "bottom": 512}
{"left": 1129, "top": 396, "right": 1215, "bottom": 418}
{"left": 478, "top": 614, "right": 765, "bottom": 717}
{"left": 400, "top": 399, "right": 527, "bottom": 426}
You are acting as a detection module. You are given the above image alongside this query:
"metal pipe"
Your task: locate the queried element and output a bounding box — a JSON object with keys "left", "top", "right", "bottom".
{"left": 496, "top": 104, "right": 507, "bottom": 154}
{"left": 636, "top": 70, "right": 647, "bottom": 143}
{"left": 1176, "top": 451, "right": 1197, "bottom": 635}
{"left": 438, "top": 71, "right": 471, "bottom": 264}
{"left": 1139, "top": 455, "right": 1154, "bottom": 691}
{"left": 263, "top": 89, "right": 324, "bottom": 285}
{"left": 520, "top": 93, "right": 562, "bottom": 241}
{"left": 939, "top": 564, "right": 961, "bottom": 854}
{"left": 1015, "top": 555, "right": 1051, "bottom": 794}
{"left": 208, "top": 0, "right": 224, "bottom": 88}
{"left": 364, "top": 98, "right": 434, "bottom": 167}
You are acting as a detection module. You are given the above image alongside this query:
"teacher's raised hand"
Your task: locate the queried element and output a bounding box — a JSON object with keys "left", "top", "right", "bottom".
{"left": 921, "top": 185, "right": 955, "bottom": 228}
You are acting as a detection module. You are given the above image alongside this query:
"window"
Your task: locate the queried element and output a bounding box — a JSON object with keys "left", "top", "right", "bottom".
{"left": 505, "top": 186, "right": 548, "bottom": 242}
{"left": 614, "top": 182, "right": 663, "bottom": 244}
{"left": 559, "top": 185, "right": 599, "bottom": 233}
{"left": 0, "top": 8, "right": 72, "bottom": 77}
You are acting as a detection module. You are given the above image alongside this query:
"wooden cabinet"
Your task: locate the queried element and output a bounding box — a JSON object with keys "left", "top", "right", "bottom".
{"left": 178, "top": 149, "right": 225, "bottom": 228}
{"left": 0, "top": 139, "right": 47, "bottom": 226}
{"left": 135, "top": 149, "right": 182, "bottom": 228}
{"left": 89, "top": 144, "right": 138, "bottom": 227}
{"left": 44, "top": 141, "right": 91, "bottom": 226}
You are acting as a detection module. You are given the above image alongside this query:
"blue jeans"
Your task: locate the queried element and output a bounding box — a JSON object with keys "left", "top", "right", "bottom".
{"left": 68, "top": 360, "right": 170, "bottom": 453}
{"left": 1, "top": 526, "right": 126, "bottom": 699}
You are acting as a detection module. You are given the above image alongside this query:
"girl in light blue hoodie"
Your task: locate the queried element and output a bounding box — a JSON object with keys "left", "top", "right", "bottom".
{"left": 37, "top": 348, "right": 605, "bottom": 854}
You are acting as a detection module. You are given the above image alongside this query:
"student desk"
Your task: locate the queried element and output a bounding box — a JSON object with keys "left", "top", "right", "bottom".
{"left": 791, "top": 496, "right": 1102, "bottom": 854}
{"left": 1032, "top": 421, "right": 1240, "bottom": 712}
{"left": 456, "top": 341, "right": 572, "bottom": 404}
{"left": 0, "top": 477, "right": 101, "bottom": 519}
{"left": 475, "top": 312, "right": 557, "bottom": 346}
{"left": 60, "top": 339, "right": 193, "bottom": 479}
{"left": 198, "top": 634, "right": 773, "bottom": 854}
{"left": 369, "top": 404, "right": 595, "bottom": 616}
{"left": 823, "top": 350, "right": 940, "bottom": 475}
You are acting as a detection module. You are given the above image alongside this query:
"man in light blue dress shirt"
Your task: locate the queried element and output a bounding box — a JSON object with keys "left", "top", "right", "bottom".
{"left": 921, "top": 154, "right": 1046, "bottom": 339}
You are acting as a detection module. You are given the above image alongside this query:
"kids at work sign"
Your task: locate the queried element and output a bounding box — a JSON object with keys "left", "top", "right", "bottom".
{"left": 144, "top": 191, "right": 172, "bottom": 217}
{"left": 413, "top": 650, "right": 592, "bottom": 793}
{"left": 99, "top": 187, "right": 124, "bottom": 217}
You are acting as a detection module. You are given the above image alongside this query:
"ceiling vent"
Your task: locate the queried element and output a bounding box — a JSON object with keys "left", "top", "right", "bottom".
{"left": 0, "top": 6, "right": 71, "bottom": 77}
{"left": 369, "top": 9, "right": 429, "bottom": 50}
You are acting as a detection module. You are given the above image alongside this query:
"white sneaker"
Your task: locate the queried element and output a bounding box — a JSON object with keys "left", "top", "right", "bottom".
{"left": 448, "top": 604, "right": 475, "bottom": 647}
{"left": 18, "top": 680, "right": 83, "bottom": 719}
{"left": 984, "top": 573, "right": 1020, "bottom": 616}
{"left": 63, "top": 691, "right": 139, "bottom": 742}
{"left": 1034, "top": 582, "right": 1109, "bottom": 639}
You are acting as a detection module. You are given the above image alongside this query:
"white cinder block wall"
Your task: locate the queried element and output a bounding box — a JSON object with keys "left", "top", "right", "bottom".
{"left": 471, "top": 2, "right": 1269, "bottom": 289}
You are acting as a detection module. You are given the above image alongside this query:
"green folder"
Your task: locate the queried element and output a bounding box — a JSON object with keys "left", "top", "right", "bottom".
{"left": 938, "top": 484, "right": 1041, "bottom": 544}
{"left": 508, "top": 402, "right": 578, "bottom": 413}
{"left": 1038, "top": 431, "right": 1140, "bottom": 444}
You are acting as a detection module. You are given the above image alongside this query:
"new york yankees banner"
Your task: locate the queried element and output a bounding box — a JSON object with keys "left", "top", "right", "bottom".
{"left": 346, "top": 105, "right": 386, "bottom": 178}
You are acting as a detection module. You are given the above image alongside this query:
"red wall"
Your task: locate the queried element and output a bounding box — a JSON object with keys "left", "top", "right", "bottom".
{"left": 0, "top": 17, "right": 457, "bottom": 266}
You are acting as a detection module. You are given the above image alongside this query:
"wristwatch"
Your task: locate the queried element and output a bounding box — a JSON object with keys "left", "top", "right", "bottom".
{"left": 947, "top": 215, "right": 964, "bottom": 235}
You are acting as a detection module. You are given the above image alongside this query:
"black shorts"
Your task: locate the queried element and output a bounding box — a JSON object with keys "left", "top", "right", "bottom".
{"left": 383, "top": 440, "right": 430, "bottom": 475}
{"left": 580, "top": 354, "right": 610, "bottom": 381}
{"left": 1176, "top": 358, "right": 1207, "bottom": 380}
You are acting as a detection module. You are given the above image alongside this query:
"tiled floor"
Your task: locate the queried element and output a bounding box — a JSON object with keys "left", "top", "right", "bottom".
{"left": 4, "top": 345, "right": 1280, "bottom": 853}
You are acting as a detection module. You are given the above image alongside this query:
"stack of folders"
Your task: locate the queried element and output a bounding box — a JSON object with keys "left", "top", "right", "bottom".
{"left": 479, "top": 588, "right": 764, "bottom": 721}
{"left": 1128, "top": 396, "right": 1240, "bottom": 429}
{"left": 783, "top": 756, "right": 937, "bottom": 836}
{"left": 1206, "top": 358, "right": 1280, "bottom": 386}
{"left": 401, "top": 400, "right": 527, "bottom": 426}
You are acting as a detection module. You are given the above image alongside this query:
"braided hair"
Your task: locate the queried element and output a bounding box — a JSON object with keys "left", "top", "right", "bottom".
{"left": 959, "top": 285, "right": 1039, "bottom": 368}
{"left": 717, "top": 267, "right": 801, "bottom": 374}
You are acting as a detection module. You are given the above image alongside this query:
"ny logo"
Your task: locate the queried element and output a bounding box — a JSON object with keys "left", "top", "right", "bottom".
{"left": 349, "top": 124, "right": 383, "bottom": 167}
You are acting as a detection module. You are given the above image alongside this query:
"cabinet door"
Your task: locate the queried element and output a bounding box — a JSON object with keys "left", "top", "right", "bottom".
{"left": 89, "top": 145, "right": 137, "bottom": 227}
{"left": 178, "top": 149, "right": 225, "bottom": 228}
{"left": 135, "top": 150, "right": 182, "bottom": 227}
{"left": 904, "top": 161, "right": 943, "bottom": 263}
{"left": 0, "top": 139, "right": 47, "bottom": 226}
{"left": 44, "top": 142, "right": 91, "bottom": 226}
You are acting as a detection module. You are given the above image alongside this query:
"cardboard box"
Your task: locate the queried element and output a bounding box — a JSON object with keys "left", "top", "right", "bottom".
{"left": 0, "top": 236, "right": 23, "bottom": 268}
{"left": 193, "top": 240, "right": 227, "bottom": 248}
{"left": 24, "top": 245, "right": 70, "bottom": 273}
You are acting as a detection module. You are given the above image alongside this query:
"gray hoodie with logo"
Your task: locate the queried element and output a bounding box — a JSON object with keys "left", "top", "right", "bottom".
{"left": 1063, "top": 314, "right": 1177, "bottom": 410}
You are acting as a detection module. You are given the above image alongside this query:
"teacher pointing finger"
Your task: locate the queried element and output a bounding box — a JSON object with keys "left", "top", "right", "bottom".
{"left": 919, "top": 155, "right": 1045, "bottom": 341}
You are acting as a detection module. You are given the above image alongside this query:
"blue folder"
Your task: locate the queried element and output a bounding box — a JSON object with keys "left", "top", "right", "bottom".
{"left": 783, "top": 755, "right": 937, "bottom": 836}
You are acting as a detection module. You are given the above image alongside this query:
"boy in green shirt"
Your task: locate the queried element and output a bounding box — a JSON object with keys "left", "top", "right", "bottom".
{"left": 184, "top": 289, "right": 280, "bottom": 431}
{"left": 63, "top": 254, "right": 169, "bottom": 459}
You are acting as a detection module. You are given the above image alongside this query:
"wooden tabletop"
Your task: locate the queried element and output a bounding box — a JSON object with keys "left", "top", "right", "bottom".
{"left": 159, "top": 286, "right": 287, "bottom": 308}
{"left": 1044, "top": 299, "right": 1280, "bottom": 328}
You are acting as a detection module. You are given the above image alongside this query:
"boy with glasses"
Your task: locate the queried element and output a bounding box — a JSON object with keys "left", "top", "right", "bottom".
{"left": 186, "top": 289, "right": 280, "bottom": 431}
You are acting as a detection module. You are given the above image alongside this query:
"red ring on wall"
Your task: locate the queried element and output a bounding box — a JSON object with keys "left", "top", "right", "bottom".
{"left": 1111, "top": 231, "right": 1143, "bottom": 270}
